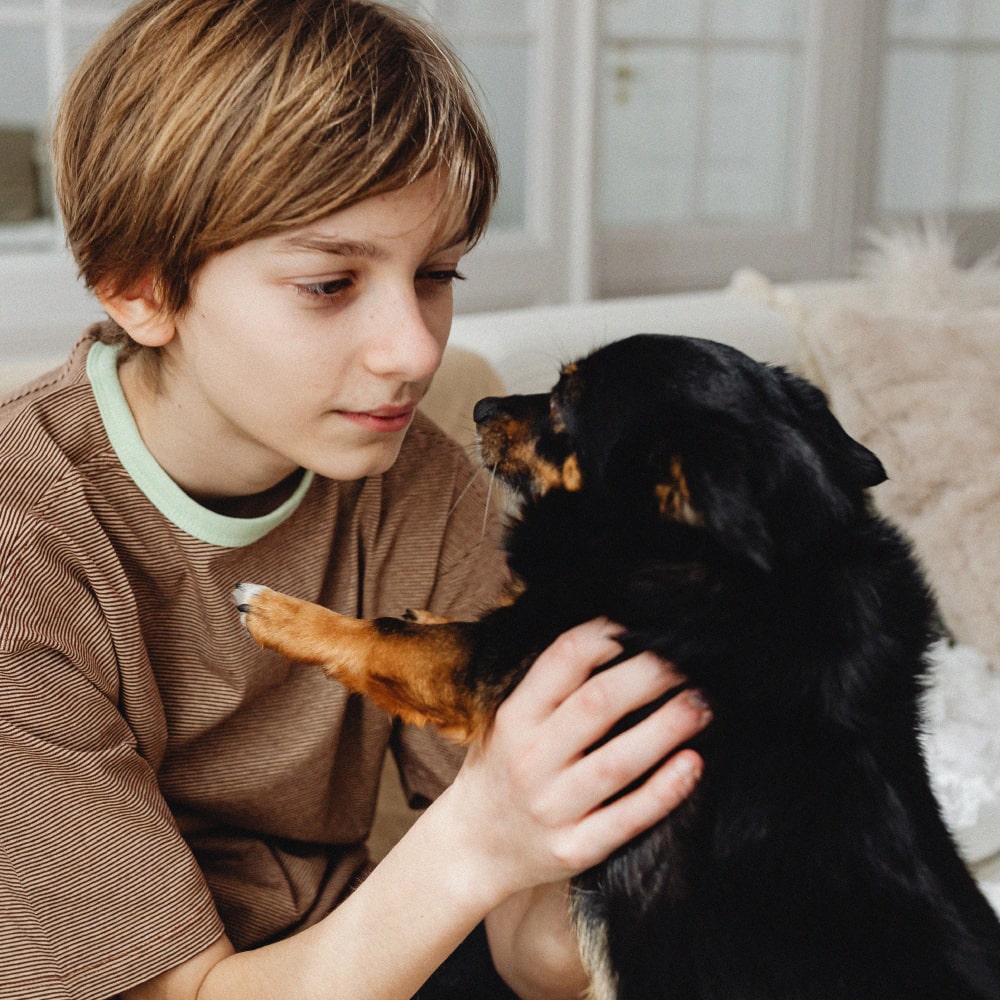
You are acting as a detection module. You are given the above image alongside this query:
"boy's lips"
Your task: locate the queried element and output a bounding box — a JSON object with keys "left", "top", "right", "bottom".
{"left": 338, "top": 404, "right": 417, "bottom": 433}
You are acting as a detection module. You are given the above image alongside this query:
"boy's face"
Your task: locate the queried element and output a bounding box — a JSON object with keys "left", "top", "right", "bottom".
{"left": 141, "top": 173, "right": 468, "bottom": 495}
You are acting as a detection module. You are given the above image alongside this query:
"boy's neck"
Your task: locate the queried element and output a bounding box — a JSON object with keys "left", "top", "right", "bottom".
{"left": 191, "top": 468, "right": 307, "bottom": 518}
{"left": 116, "top": 348, "right": 304, "bottom": 506}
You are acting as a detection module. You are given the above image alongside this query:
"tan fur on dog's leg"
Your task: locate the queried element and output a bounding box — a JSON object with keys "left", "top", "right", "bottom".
{"left": 234, "top": 583, "right": 488, "bottom": 741}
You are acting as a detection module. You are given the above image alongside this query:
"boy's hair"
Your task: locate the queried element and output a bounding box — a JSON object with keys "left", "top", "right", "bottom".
{"left": 53, "top": 0, "right": 498, "bottom": 344}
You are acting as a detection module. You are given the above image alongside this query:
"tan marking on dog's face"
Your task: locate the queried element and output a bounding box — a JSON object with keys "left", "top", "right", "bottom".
{"left": 477, "top": 413, "right": 533, "bottom": 470}
{"left": 561, "top": 453, "right": 583, "bottom": 491}
{"left": 529, "top": 450, "right": 582, "bottom": 495}
{"left": 478, "top": 405, "right": 580, "bottom": 498}
{"left": 656, "top": 456, "right": 703, "bottom": 525}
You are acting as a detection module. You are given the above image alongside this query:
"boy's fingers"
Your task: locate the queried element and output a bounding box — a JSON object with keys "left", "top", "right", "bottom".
{"left": 505, "top": 618, "right": 626, "bottom": 722}
{"left": 567, "top": 749, "right": 704, "bottom": 870}
{"left": 565, "top": 688, "right": 712, "bottom": 815}
{"left": 508, "top": 620, "right": 689, "bottom": 735}
{"left": 549, "top": 650, "right": 688, "bottom": 754}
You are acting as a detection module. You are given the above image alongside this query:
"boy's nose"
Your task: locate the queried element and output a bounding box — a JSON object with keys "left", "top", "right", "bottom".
{"left": 368, "top": 300, "right": 445, "bottom": 381}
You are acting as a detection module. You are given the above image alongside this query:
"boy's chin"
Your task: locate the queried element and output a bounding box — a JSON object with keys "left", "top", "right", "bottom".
{"left": 312, "top": 437, "right": 408, "bottom": 482}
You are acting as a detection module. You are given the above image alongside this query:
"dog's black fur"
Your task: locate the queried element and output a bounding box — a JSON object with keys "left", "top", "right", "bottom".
{"left": 463, "top": 334, "right": 1000, "bottom": 999}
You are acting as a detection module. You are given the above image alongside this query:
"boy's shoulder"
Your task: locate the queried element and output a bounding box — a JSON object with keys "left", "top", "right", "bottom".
{"left": 0, "top": 331, "right": 108, "bottom": 503}
{"left": 0, "top": 330, "right": 97, "bottom": 422}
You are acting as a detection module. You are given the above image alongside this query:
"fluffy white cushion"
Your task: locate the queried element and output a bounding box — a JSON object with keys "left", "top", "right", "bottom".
{"left": 924, "top": 641, "right": 1000, "bottom": 870}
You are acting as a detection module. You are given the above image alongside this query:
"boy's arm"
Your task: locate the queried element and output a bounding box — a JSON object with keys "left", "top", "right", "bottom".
{"left": 127, "top": 796, "right": 509, "bottom": 1000}
{"left": 124, "top": 620, "right": 709, "bottom": 1000}
{"left": 484, "top": 883, "right": 590, "bottom": 1000}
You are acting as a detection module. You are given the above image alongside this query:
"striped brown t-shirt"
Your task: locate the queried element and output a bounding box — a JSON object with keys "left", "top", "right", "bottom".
{"left": 0, "top": 330, "right": 508, "bottom": 999}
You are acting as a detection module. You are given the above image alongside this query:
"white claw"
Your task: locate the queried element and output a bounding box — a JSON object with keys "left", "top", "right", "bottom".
{"left": 232, "top": 582, "right": 267, "bottom": 626}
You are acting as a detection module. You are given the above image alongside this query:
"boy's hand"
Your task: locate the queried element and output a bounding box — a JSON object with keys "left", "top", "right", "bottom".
{"left": 441, "top": 617, "right": 711, "bottom": 902}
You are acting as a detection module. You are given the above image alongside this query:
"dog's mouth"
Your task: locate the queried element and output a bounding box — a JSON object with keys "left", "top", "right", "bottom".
{"left": 474, "top": 393, "right": 582, "bottom": 499}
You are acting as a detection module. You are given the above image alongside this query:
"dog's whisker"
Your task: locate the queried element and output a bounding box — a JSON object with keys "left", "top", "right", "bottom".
{"left": 447, "top": 468, "right": 483, "bottom": 519}
{"left": 481, "top": 468, "right": 496, "bottom": 540}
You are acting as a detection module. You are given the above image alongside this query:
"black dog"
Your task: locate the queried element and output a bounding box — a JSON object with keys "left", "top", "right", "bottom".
{"left": 236, "top": 333, "right": 1000, "bottom": 999}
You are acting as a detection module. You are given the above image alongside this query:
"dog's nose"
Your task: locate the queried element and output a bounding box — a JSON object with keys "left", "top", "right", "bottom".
{"left": 473, "top": 397, "right": 502, "bottom": 425}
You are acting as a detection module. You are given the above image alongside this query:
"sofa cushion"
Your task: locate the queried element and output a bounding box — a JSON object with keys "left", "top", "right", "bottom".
{"left": 800, "top": 305, "right": 1000, "bottom": 670}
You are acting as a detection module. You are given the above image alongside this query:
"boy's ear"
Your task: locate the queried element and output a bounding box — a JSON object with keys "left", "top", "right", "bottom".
{"left": 96, "top": 276, "right": 175, "bottom": 348}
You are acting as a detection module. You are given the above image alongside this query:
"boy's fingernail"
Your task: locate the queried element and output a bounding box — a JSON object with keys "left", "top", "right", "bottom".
{"left": 684, "top": 687, "right": 712, "bottom": 715}
{"left": 675, "top": 752, "right": 703, "bottom": 785}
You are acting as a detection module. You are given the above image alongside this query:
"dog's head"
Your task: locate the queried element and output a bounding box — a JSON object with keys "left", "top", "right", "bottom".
{"left": 474, "top": 334, "right": 886, "bottom": 572}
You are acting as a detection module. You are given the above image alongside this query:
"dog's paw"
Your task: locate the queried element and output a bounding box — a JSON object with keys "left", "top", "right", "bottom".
{"left": 233, "top": 581, "right": 270, "bottom": 628}
{"left": 232, "top": 581, "right": 337, "bottom": 662}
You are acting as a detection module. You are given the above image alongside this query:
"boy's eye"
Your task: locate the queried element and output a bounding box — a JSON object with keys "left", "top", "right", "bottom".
{"left": 418, "top": 268, "right": 466, "bottom": 286}
{"left": 295, "top": 269, "right": 464, "bottom": 302}
{"left": 298, "top": 277, "right": 352, "bottom": 299}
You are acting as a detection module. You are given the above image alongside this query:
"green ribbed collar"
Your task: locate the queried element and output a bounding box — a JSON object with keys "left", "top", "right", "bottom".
{"left": 87, "top": 340, "right": 314, "bottom": 548}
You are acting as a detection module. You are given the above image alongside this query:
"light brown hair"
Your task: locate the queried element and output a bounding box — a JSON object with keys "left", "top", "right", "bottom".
{"left": 53, "top": 0, "right": 498, "bottom": 348}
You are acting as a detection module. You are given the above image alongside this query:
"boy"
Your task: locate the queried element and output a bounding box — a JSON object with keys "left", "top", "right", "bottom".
{"left": 0, "top": 2, "right": 711, "bottom": 998}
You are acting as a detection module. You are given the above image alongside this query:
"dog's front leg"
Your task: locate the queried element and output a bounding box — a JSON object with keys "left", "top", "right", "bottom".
{"left": 233, "top": 583, "right": 485, "bottom": 741}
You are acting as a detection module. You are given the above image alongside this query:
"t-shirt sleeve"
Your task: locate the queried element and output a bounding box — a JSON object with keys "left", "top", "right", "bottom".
{"left": 1, "top": 522, "right": 224, "bottom": 999}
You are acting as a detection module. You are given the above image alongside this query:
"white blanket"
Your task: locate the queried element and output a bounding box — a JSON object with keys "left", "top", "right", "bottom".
{"left": 924, "top": 641, "right": 1000, "bottom": 914}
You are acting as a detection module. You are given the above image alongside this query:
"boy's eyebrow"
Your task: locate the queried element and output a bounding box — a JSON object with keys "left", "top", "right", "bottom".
{"left": 275, "top": 236, "right": 387, "bottom": 259}
{"left": 273, "top": 234, "right": 467, "bottom": 260}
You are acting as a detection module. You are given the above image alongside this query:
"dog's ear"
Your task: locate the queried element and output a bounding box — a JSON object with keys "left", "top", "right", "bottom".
{"left": 652, "top": 443, "right": 774, "bottom": 573}
{"left": 777, "top": 370, "right": 886, "bottom": 490}
{"left": 691, "top": 456, "right": 775, "bottom": 572}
